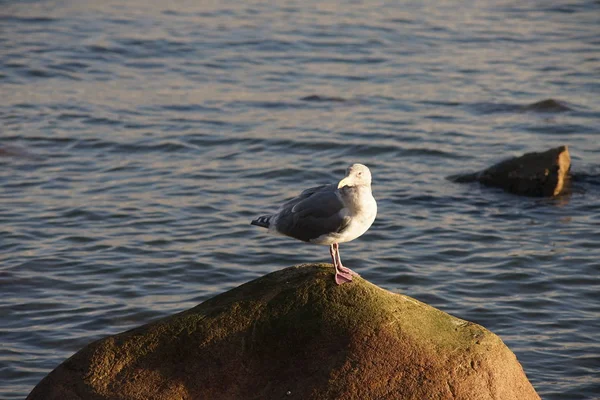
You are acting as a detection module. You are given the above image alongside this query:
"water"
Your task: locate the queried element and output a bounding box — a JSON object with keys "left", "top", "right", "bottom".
{"left": 1, "top": 1, "right": 599, "bottom": 398}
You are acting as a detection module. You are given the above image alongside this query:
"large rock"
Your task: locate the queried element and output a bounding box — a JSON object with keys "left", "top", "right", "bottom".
{"left": 449, "top": 146, "right": 571, "bottom": 197}
{"left": 28, "top": 264, "right": 540, "bottom": 400}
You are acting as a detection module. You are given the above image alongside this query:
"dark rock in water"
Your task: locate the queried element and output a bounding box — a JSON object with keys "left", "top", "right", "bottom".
{"left": 300, "top": 94, "right": 347, "bottom": 102}
{"left": 28, "top": 264, "right": 540, "bottom": 400}
{"left": 0, "top": 145, "right": 34, "bottom": 158}
{"left": 521, "top": 99, "right": 572, "bottom": 112}
{"left": 449, "top": 146, "right": 571, "bottom": 197}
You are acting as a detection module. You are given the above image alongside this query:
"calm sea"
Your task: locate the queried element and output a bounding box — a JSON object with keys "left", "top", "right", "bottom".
{"left": 1, "top": 1, "right": 599, "bottom": 398}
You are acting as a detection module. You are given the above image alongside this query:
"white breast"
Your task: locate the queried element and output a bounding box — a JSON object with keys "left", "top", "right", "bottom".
{"left": 310, "top": 193, "right": 377, "bottom": 245}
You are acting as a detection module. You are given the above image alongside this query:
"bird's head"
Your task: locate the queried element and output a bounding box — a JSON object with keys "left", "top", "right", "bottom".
{"left": 337, "top": 163, "right": 372, "bottom": 189}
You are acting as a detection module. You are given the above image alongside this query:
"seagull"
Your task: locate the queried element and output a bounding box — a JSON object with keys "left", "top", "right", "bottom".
{"left": 251, "top": 164, "right": 377, "bottom": 285}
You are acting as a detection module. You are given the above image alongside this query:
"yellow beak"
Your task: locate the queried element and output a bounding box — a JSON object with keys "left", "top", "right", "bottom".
{"left": 337, "top": 177, "right": 351, "bottom": 189}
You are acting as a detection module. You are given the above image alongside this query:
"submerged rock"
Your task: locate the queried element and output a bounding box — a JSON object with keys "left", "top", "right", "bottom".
{"left": 521, "top": 98, "right": 572, "bottom": 112}
{"left": 28, "top": 264, "right": 540, "bottom": 400}
{"left": 300, "top": 94, "right": 347, "bottom": 102}
{"left": 449, "top": 146, "right": 571, "bottom": 197}
{"left": 0, "top": 145, "right": 37, "bottom": 159}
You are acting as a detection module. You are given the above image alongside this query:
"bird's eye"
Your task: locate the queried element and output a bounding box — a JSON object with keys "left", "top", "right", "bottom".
{"left": 357, "top": 172, "right": 363, "bottom": 176}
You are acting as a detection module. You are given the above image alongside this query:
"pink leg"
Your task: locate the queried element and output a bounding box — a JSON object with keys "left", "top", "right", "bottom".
{"left": 334, "top": 243, "right": 359, "bottom": 277}
{"left": 331, "top": 243, "right": 353, "bottom": 285}
{"left": 329, "top": 244, "right": 337, "bottom": 266}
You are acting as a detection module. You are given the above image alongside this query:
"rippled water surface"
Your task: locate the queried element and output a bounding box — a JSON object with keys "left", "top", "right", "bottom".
{"left": 2, "top": 1, "right": 600, "bottom": 398}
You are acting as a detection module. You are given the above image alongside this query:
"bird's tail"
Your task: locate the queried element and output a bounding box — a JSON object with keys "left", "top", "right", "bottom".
{"left": 251, "top": 215, "right": 273, "bottom": 228}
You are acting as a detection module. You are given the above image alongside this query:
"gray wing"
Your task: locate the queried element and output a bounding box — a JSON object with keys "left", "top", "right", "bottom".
{"left": 279, "top": 184, "right": 334, "bottom": 209}
{"left": 274, "top": 184, "right": 350, "bottom": 242}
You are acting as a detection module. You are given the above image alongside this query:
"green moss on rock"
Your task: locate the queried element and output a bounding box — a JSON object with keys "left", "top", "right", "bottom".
{"left": 28, "top": 264, "right": 540, "bottom": 400}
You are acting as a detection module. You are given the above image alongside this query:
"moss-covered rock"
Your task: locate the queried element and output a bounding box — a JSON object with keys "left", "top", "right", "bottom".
{"left": 28, "top": 264, "right": 540, "bottom": 400}
{"left": 449, "top": 146, "right": 571, "bottom": 197}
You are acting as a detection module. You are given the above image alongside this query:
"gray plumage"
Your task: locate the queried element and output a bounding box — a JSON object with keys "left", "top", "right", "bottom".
{"left": 251, "top": 164, "right": 377, "bottom": 246}
{"left": 260, "top": 184, "right": 351, "bottom": 243}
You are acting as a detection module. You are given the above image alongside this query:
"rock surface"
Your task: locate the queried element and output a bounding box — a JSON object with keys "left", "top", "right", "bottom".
{"left": 28, "top": 264, "right": 540, "bottom": 400}
{"left": 449, "top": 146, "right": 571, "bottom": 197}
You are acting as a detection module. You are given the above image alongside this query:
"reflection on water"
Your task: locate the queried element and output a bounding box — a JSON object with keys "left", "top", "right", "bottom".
{"left": 1, "top": 0, "right": 600, "bottom": 399}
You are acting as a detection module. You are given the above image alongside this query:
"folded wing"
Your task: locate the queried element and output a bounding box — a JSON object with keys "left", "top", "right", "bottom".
{"left": 274, "top": 185, "right": 350, "bottom": 242}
